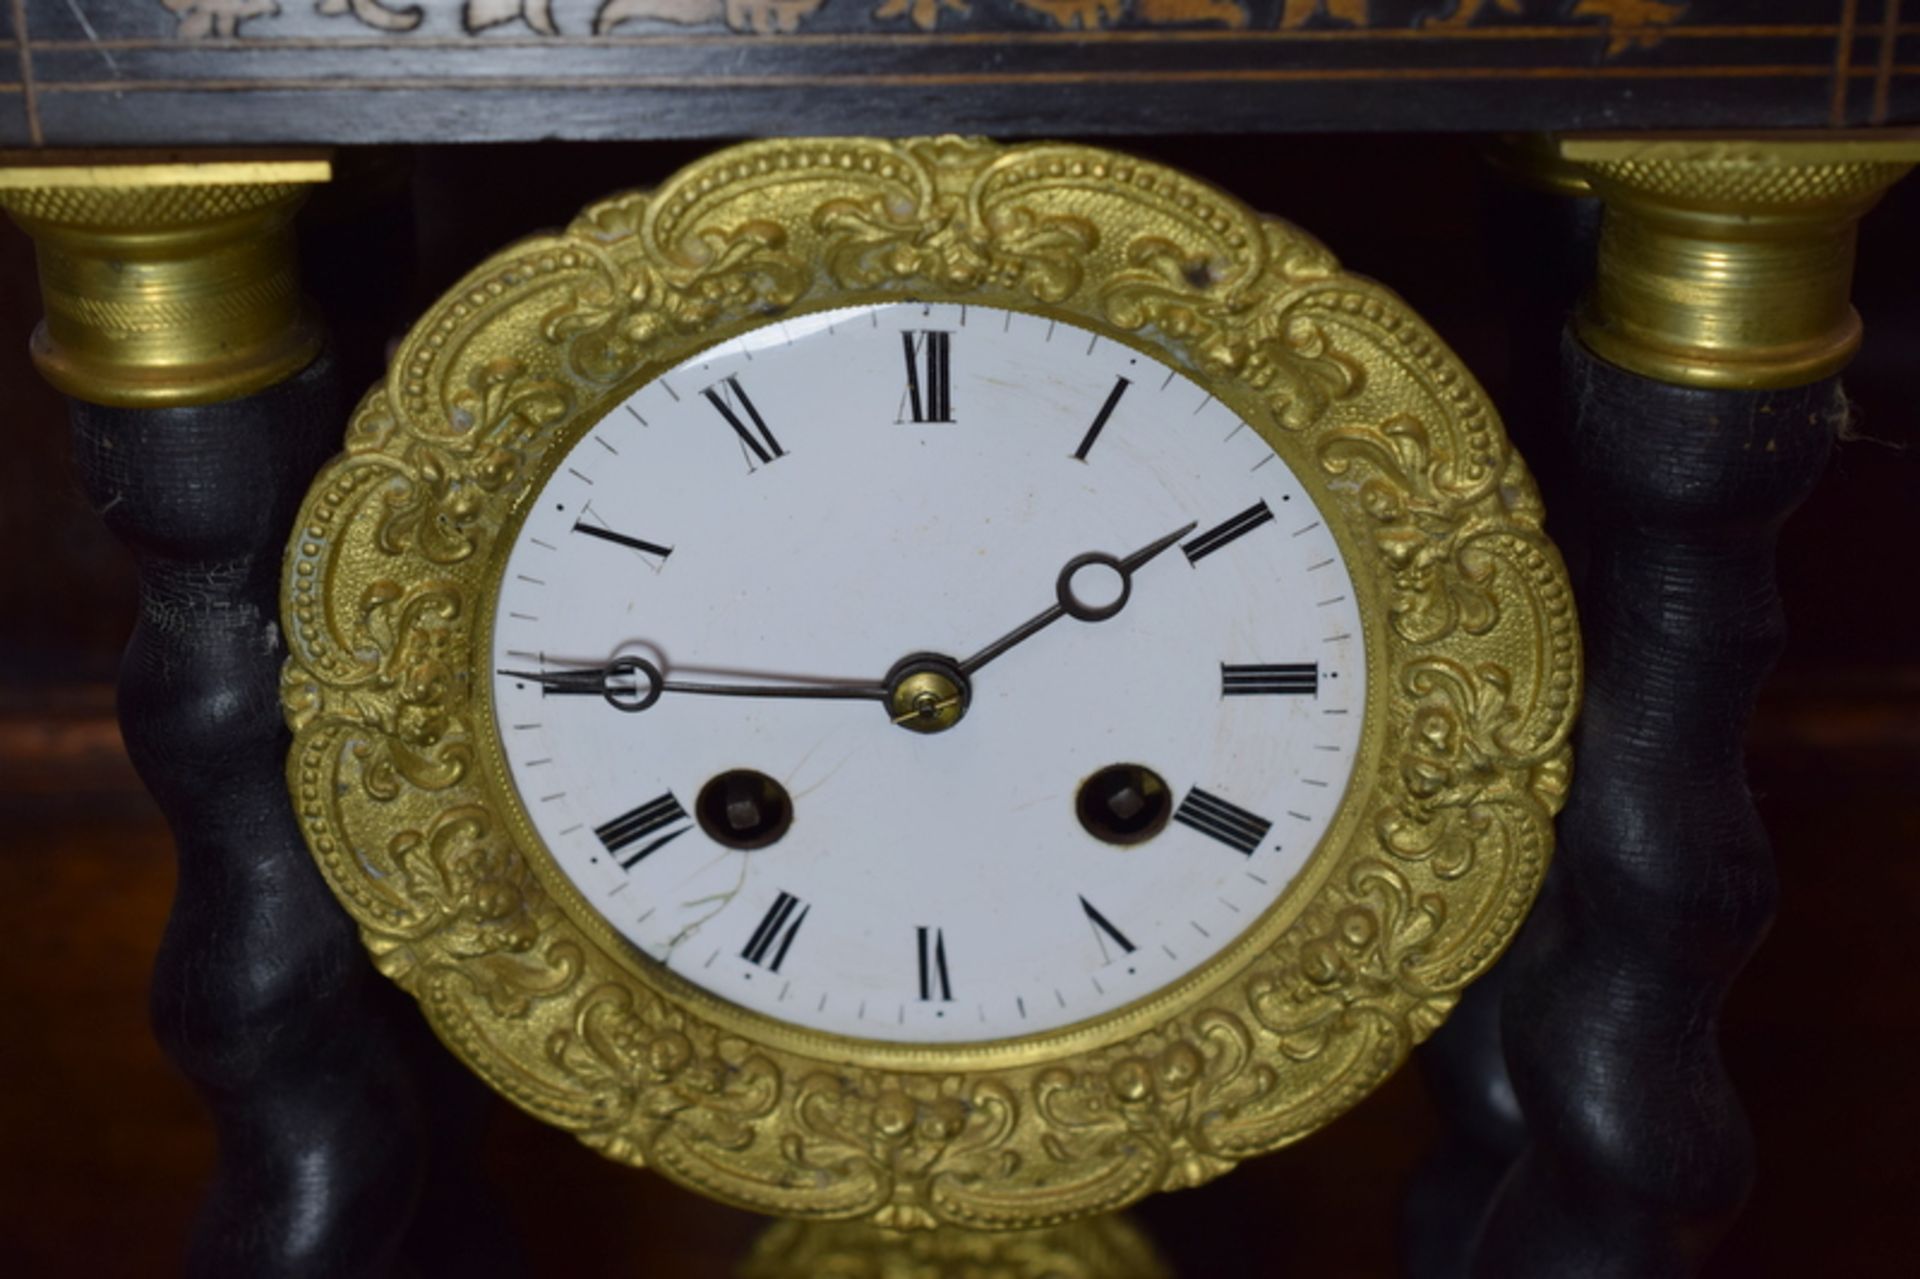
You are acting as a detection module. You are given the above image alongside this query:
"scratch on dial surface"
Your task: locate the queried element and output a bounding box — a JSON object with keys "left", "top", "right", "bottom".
{"left": 660, "top": 853, "right": 749, "bottom": 961}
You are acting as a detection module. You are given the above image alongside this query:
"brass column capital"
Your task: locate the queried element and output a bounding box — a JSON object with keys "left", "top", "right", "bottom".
{"left": 0, "top": 152, "right": 331, "bottom": 408}
{"left": 1556, "top": 133, "right": 1920, "bottom": 390}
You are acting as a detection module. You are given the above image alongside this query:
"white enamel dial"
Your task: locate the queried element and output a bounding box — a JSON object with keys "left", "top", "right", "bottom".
{"left": 491, "top": 302, "right": 1366, "bottom": 1045}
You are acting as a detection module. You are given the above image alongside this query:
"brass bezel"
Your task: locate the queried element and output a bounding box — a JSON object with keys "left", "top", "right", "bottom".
{"left": 282, "top": 137, "right": 1578, "bottom": 1231}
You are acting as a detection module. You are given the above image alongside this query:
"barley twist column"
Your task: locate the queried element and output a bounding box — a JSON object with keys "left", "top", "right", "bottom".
{"left": 1471, "top": 136, "right": 1918, "bottom": 1278}
{"left": 0, "top": 156, "right": 462, "bottom": 1278}
{"left": 1401, "top": 135, "right": 1600, "bottom": 1279}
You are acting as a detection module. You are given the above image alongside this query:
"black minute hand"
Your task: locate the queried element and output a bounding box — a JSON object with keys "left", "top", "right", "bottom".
{"left": 497, "top": 656, "right": 887, "bottom": 713}
{"left": 958, "top": 520, "right": 1198, "bottom": 677}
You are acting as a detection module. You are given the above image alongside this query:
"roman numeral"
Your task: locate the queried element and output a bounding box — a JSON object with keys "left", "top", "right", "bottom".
{"left": 917, "top": 926, "right": 953, "bottom": 1001}
{"left": 899, "top": 330, "right": 954, "bottom": 423}
{"left": 701, "top": 375, "right": 785, "bottom": 469}
{"left": 1173, "top": 787, "right": 1272, "bottom": 856}
{"left": 1222, "top": 662, "right": 1319, "bottom": 696}
{"left": 594, "top": 793, "right": 691, "bottom": 869}
{"left": 1079, "top": 895, "right": 1136, "bottom": 962}
{"left": 742, "top": 891, "right": 808, "bottom": 972}
{"left": 1072, "top": 376, "right": 1130, "bottom": 460}
{"left": 572, "top": 519, "right": 672, "bottom": 560}
{"left": 1182, "top": 500, "right": 1274, "bottom": 564}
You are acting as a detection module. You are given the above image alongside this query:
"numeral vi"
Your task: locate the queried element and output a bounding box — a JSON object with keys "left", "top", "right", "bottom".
{"left": 917, "top": 926, "right": 953, "bottom": 1001}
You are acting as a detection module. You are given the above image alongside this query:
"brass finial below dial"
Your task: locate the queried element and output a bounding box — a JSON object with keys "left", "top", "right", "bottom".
{"left": 738, "top": 1214, "right": 1171, "bottom": 1279}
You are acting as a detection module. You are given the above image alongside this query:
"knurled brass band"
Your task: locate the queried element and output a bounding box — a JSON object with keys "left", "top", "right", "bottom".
{"left": 1558, "top": 134, "right": 1920, "bottom": 390}
{"left": 0, "top": 156, "right": 331, "bottom": 408}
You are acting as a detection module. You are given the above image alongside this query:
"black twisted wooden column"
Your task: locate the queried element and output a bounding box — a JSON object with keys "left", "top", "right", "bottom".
{"left": 1400, "top": 140, "right": 1600, "bottom": 1279}
{"left": 0, "top": 157, "right": 511, "bottom": 1278}
{"left": 1473, "top": 341, "right": 1837, "bottom": 1275}
{"left": 1468, "top": 136, "right": 1917, "bottom": 1276}
{"left": 69, "top": 357, "right": 436, "bottom": 1277}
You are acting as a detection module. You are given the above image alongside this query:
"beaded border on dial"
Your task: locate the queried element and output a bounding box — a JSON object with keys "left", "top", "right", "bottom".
{"left": 280, "top": 137, "right": 1578, "bottom": 1230}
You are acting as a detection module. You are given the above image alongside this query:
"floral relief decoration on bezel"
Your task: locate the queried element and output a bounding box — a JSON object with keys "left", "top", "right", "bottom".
{"left": 280, "top": 136, "right": 1578, "bottom": 1230}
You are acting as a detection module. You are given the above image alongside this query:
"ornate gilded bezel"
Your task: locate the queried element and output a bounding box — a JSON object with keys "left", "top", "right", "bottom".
{"left": 280, "top": 137, "right": 1578, "bottom": 1230}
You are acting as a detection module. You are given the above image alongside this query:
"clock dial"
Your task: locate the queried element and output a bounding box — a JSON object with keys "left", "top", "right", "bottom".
{"left": 491, "top": 301, "right": 1367, "bottom": 1044}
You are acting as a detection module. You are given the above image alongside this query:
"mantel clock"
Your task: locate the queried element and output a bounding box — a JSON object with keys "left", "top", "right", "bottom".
{"left": 280, "top": 137, "right": 1578, "bottom": 1234}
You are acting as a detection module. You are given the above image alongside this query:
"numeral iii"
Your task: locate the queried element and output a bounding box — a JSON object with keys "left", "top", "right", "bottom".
{"left": 1221, "top": 662, "right": 1319, "bottom": 696}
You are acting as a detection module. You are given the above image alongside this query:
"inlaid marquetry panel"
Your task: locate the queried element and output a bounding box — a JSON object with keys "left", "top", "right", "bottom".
{"left": 2, "top": 1, "right": 1913, "bottom": 144}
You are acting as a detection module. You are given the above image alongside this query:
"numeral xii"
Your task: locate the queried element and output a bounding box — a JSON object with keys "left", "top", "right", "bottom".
{"left": 900, "top": 330, "right": 954, "bottom": 423}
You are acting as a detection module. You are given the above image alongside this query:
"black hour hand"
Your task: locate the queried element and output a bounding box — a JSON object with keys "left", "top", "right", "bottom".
{"left": 498, "top": 657, "right": 662, "bottom": 712}
{"left": 498, "top": 656, "right": 888, "bottom": 713}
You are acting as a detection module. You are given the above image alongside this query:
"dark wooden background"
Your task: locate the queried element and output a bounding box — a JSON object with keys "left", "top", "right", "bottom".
{"left": 2, "top": 134, "right": 1916, "bottom": 1276}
